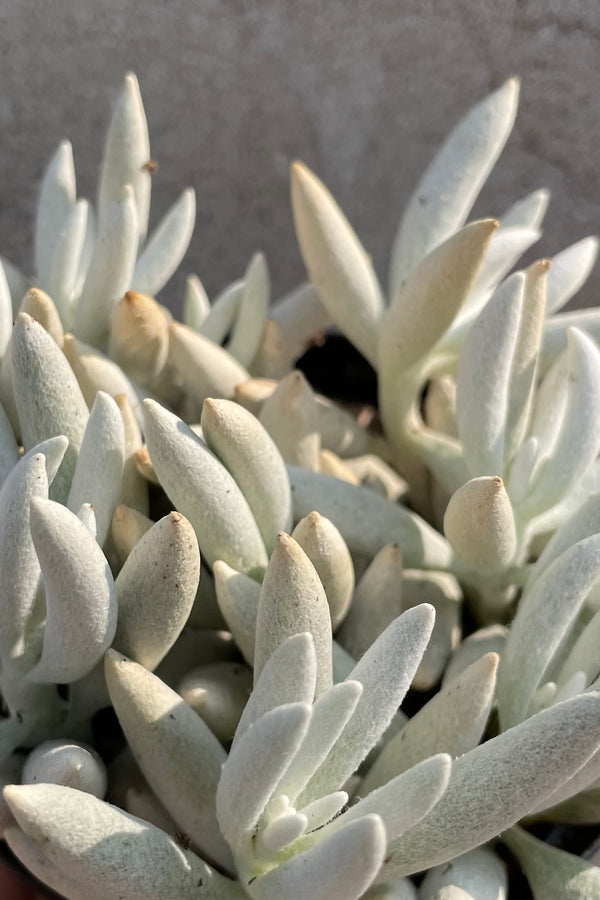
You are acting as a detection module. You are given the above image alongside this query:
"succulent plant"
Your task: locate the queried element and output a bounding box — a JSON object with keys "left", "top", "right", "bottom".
{"left": 0, "top": 71, "right": 599, "bottom": 900}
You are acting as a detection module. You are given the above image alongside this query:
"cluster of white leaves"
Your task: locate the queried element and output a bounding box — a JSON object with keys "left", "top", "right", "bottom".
{"left": 0, "top": 72, "right": 599, "bottom": 900}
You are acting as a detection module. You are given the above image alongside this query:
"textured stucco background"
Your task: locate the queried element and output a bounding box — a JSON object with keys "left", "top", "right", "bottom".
{"left": 0, "top": 0, "right": 599, "bottom": 312}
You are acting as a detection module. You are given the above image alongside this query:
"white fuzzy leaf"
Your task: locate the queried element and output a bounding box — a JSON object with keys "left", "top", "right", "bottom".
{"left": 0, "top": 262, "right": 13, "bottom": 360}
{"left": 497, "top": 533, "right": 600, "bottom": 729}
{"left": 519, "top": 329, "right": 600, "bottom": 517}
{"left": 132, "top": 188, "right": 195, "bottom": 296}
{"left": 291, "top": 162, "right": 384, "bottom": 367}
{"left": 389, "top": 78, "right": 518, "bottom": 297}
{"left": 46, "top": 199, "right": 89, "bottom": 327}
{"left": 183, "top": 274, "right": 210, "bottom": 331}
{"left": 233, "top": 633, "right": 317, "bottom": 750}
{"left": 502, "top": 826, "right": 600, "bottom": 900}
{"left": 251, "top": 814, "right": 386, "bottom": 900}
{"left": 12, "top": 313, "right": 88, "bottom": 501}
{"left": 105, "top": 650, "right": 232, "bottom": 872}
{"left": 301, "top": 606, "right": 435, "bottom": 801}
{"left": 255, "top": 533, "right": 332, "bottom": 696}
{"left": 214, "top": 560, "right": 261, "bottom": 664}
{"left": 379, "top": 693, "right": 600, "bottom": 879}
{"left": 420, "top": 847, "right": 508, "bottom": 900}
{"left": 73, "top": 186, "right": 138, "bottom": 346}
{"left": 292, "top": 511, "right": 354, "bottom": 630}
{"left": 500, "top": 188, "right": 550, "bottom": 230}
{"left": 382, "top": 220, "right": 497, "bottom": 383}
{"left": 545, "top": 236, "right": 599, "bottom": 315}
{"left": 97, "top": 72, "right": 151, "bottom": 242}
{"left": 168, "top": 321, "right": 250, "bottom": 405}
{"left": 35, "top": 141, "right": 76, "bottom": 285}
{"left": 200, "top": 279, "right": 244, "bottom": 344}
{"left": 279, "top": 680, "right": 362, "bottom": 804}
{"left": 67, "top": 392, "right": 125, "bottom": 546}
{"left": 227, "top": 253, "right": 270, "bottom": 366}
{"left": 28, "top": 498, "right": 117, "bottom": 683}
{"left": 114, "top": 512, "right": 200, "bottom": 670}
{"left": 317, "top": 753, "right": 451, "bottom": 844}
{"left": 288, "top": 466, "right": 453, "bottom": 569}
{"left": 216, "top": 702, "right": 311, "bottom": 851}
{"left": 363, "top": 653, "right": 498, "bottom": 791}
{"left": 456, "top": 273, "right": 524, "bottom": 476}
{"left": 201, "top": 398, "right": 292, "bottom": 554}
{"left": 143, "top": 400, "right": 267, "bottom": 575}
{"left": 4, "top": 784, "right": 244, "bottom": 900}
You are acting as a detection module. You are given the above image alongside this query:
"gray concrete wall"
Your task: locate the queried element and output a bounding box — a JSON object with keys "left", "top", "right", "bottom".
{"left": 0, "top": 0, "right": 599, "bottom": 311}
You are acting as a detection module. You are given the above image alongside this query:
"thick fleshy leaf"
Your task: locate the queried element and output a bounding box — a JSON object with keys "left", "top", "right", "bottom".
{"left": 0, "top": 400, "right": 19, "bottom": 490}
{"left": 419, "top": 847, "right": 508, "bottom": 900}
{"left": 22, "top": 739, "right": 107, "bottom": 799}
{"left": 132, "top": 188, "right": 196, "bottom": 296}
{"left": 503, "top": 826, "right": 600, "bottom": 900}
{"left": 143, "top": 400, "right": 268, "bottom": 575}
{"left": 269, "top": 282, "right": 332, "bottom": 372}
{"left": 216, "top": 702, "right": 311, "bottom": 851}
{"left": 20, "top": 287, "right": 64, "bottom": 348}
{"left": 35, "top": 141, "right": 76, "bottom": 285}
{"left": 0, "top": 451, "right": 49, "bottom": 663}
{"left": 382, "top": 220, "right": 498, "bottom": 384}
{"left": 227, "top": 253, "right": 270, "bottom": 367}
{"left": 443, "top": 476, "right": 516, "bottom": 573}
{"left": 545, "top": 236, "right": 599, "bottom": 315}
{"left": 200, "top": 279, "right": 244, "bottom": 344}
{"left": 443, "top": 625, "right": 506, "bottom": 684}
{"left": 540, "top": 308, "right": 600, "bottom": 375}
{"left": 28, "top": 498, "right": 117, "bottom": 683}
{"left": 291, "top": 161, "right": 384, "bottom": 367}
{"left": 301, "top": 605, "right": 435, "bottom": 801}
{"left": 378, "top": 693, "right": 600, "bottom": 879}
{"left": 168, "top": 321, "right": 250, "bottom": 404}
{"left": 62, "top": 334, "right": 143, "bottom": 422}
{"left": 250, "top": 814, "right": 386, "bottom": 900}
{"left": 254, "top": 533, "right": 332, "bottom": 696}
{"left": 177, "top": 661, "right": 253, "bottom": 742}
{"left": 292, "top": 511, "right": 354, "bottom": 629}
{"left": 73, "top": 186, "right": 139, "bottom": 346}
{"left": 114, "top": 512, "right": 200, "bottom": 669}
{"left": 497, "top": 533, "right": 600, "bottom": 729}
{"left": 288, "top": 466, "right": 453, "bottom": 568}
{"left": 105, "top": 650, "right": 233, "bottom": 871}
{"left": 280, "top": 680, "right": 362, "bottom": 804}
{"left": 313, "top": 753, "right": 451, "bottom": 845}
{"left": 4, "top": 784, "right": 244, "bottom": 900}
{"left": 388, "top": 78, "right": 518, "bottom": 297}
{"left": 114, "top": 393, "right": 149, "bottom": 515}
{"left": 109, "top": 291, "right": 169, "bottom": 385}
{"left": 183, "top": 274, "right": 210, "bottom": 331}
{"left": 259, "top": 370, "right": 321, "bottom": 469}
{"left": 46, "top": 199, "right": 89, "bottom": 326}
{"left": 501, "top": 188, "right": 550, "bottom": 230}
{"left": 336, "top": 544, "right": 403, "bottom": 659}
{"left": 97, "top": 72, "right": 151, "bottom": 241}
{"left": 519, "top": 329, "right": 600, "bottom": 517}
{"left": 503, "top": 260, "right": 548, "bottom": 463}
{"left": 0, "top": 262, "right": 13, "bottom": 360}
{"left": 67, "top": 391, "right": 125, "bottom": 546}
{"left": 12, "top": 313, "right": 88, "bottom": 501}
{"left": 201, "top": 398, "right": 292, "bottom": 554}
{"left": 213, "top": 560, "right": 261, "bottom": 664}
{"left": 233, "top": 633, "right": 317, "bottom": 750}
{"left": 456, "top": 273, "right": 524, "bottom": 476}
{"left": 363, "top": 653, "right": 498, "bottom": 791}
